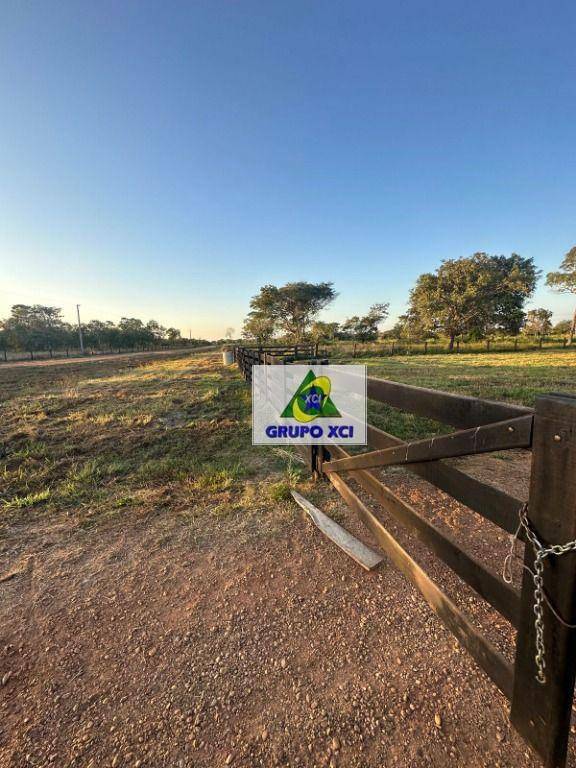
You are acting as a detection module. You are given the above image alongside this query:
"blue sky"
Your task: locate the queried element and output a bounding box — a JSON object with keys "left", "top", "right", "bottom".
{"left": 1, "top": 1, "right": 575, "bottom": 339}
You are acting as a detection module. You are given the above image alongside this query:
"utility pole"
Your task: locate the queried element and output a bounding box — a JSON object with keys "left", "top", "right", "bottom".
{"left": 76, "top": 304, "right": 85, "bottom": 354}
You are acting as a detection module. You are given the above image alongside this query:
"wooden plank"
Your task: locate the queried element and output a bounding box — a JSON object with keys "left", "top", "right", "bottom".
{"left": 323, "top": 415, "right": 533, "bottom": 474}
{"left": 367, "top": 376, "right": 532, "bottom": 429}
{"left": 366, "top": 424, "right": 525, "bottom": 536}
{"left": 291, "top": 490, "right": 383, "bottom": 571}
{"left": 327, "top": 470, "right": 514, "bottom": 699}
{"left": 510, "top": 394, "right": 576, "bottom": 768}
{"left": 328, "top": 444, "right": 520, "bottom": 626}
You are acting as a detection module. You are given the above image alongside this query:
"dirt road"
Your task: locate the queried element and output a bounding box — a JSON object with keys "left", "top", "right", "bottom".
{"left": 1, "top": 353, "right": 573, "bottom": 768}
{"left": 0, "top": 346, "right": 216, "bottom": 370}
{"left": 2, "top": 462, "right": 571, "bottom": 768}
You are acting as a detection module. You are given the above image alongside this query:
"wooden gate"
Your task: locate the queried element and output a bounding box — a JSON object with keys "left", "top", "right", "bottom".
{"left": 234, "top": 347, "right": 576, "bottom": 768}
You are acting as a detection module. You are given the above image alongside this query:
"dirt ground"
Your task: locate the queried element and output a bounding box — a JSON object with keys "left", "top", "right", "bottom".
{"left": 0, "top": 347, "right": 216, "bottom": 370}
{"left": 1, "top": 356, "right": 575, "bottom": 768}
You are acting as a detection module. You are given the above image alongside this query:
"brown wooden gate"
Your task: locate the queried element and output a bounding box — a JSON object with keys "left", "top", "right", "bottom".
{"left": 234, "top": 347, "right": 576, "bottom": 768}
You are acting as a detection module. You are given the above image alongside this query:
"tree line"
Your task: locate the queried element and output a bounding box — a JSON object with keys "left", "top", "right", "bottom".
{"left": 241, "top": 247, "right": 576, "bottom": 347}
{"left": 0, "top": 305, "right": 209, "bottom": 353}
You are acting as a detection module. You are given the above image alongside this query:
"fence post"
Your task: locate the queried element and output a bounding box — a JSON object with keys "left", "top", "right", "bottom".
{"left": 424, "top": 341, "right": 428, "bottom": 354}
{"left": 510, "top": 394, "right": 576, "bottom": 768}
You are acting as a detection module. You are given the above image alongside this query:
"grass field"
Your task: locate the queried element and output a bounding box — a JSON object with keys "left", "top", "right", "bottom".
{"left": 1, "top": 348, "right": 574, "bottom": 525}
{"left": 337, "top": 348, "right": 576, "bottom": 440}
{"left": 0, "top": 352, "right": 304, "bottom": 533}
{"left": 1, "top": 348, "right": 575, "bottom": 768}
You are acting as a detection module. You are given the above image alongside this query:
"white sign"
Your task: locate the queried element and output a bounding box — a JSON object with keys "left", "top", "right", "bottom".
{"left": 252, "top": 364, "right": 367, "bottom": 445}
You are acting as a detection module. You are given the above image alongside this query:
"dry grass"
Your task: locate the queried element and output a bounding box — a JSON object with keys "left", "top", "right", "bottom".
{"left": 0, "top": 352, "right": 308, "bottom": 540}
{"left": 2, "top": 346, "right": 573, "bottom": 531}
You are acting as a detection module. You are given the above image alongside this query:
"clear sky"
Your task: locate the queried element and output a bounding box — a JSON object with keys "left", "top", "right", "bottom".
{"left": 1, "top": 1, "right": 575, "bottom": 339}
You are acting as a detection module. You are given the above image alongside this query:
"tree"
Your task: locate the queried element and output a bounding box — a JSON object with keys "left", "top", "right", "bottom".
{"left": 389, "top": 311, "right": 429, "bottom": 340}
{"left": 546, "top": 246, "right": 576, "bottom": 344}
{"left": 486, "top": 254, "right": 539, "bottom": 335}
{"left": 309, "top": 321, "right": 340, "bottom": 342}
{"left": 146, "top": 320, "right": 167, "bottom": 343}
{"left": 0, "top": 306, "right": 188, "bottom": 354}
{"left": 84, "top": 320, "right": 113, "bottom": 350}
{"left": 1, "top": 304, "right": 69, "bottom": 351}
{"left": 118, "top": 318, "right": 149, "bottom": 348}
{"left": 523, "top": 308, "right": 553, "bottom": 336}
{"left": 408, "top": 253, "right": 538, "bottom": 350}
{"left": 247, "top": 282, "right": 336, "bottom": 341}
{"left": 341, "top": 303, "right": 390, "bottom": 342}
{"left": 553, "top": 319, "right": 572, "bottom": 335}
{"left": 242, "top": 313, "right": 276, "bottom": 345}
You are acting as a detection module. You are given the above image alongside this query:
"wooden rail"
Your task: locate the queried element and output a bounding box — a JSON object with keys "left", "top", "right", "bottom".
{"left": 234, "top": 344, "right": 323, "bottom": 383}
{"left": 234, "top": 347, "right": 576, "bottom": 768}
{"left": 328, "top": 470, "right": 515, "bottom": 699}
{"left": 328, "top": 443, "right": 521, "bottom": 626}
{"left": 365, "top": 423, "right": 525, "bottom": 536}
{"left": 367, "top": 376, "right": 532, "bottom": 429}
{"left": 323, "top": 414, "right": 533, "bottom": 473}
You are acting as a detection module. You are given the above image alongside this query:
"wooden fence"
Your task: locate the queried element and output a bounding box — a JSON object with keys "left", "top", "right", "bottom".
{"left": 235, "top": 344, "right": 322, "bottom": 381}
{"left": 0, "top": 341, "right": 212, "bottom": 364}
{"left": 324, "top": 336, "right": 572, "bottom": 358}
{"left": 234, "top": 345, "right": 576, "bottom": 768}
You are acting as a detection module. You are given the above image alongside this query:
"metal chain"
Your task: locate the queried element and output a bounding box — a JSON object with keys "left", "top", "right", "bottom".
{"left": 503, "top": 503, "right": 576, "bottom": 685}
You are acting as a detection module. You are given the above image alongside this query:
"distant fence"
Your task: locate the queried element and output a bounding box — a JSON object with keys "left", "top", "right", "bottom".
{"left": 324, "top": 336, "right": 572, "bottom": 358}
{"left": 234, "top": 344, "right": 322, "bottom": 381}
{"left": 0, "top": 342, "right": 215, "bottom": 364}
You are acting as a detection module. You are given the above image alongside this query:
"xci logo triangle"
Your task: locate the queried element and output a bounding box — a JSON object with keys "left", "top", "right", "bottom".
{"left": 280, "top": 369, "right": 341, "bottom": 423}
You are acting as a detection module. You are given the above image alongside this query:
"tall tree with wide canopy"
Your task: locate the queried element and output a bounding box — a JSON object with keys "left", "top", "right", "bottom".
{"left": 407, "top": 253, "right": 538, "bottom": 350}
{"left": 546, "top": 246, "right": 576, "bottom": 344}
{"left": 247, "top": 282, "right": 337, "bottom": 341}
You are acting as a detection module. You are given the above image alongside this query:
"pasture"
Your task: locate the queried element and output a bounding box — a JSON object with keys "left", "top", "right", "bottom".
{"left": 0, "top": 352, "right": 300, "bottom": 531}
{"left": 0, "top": 349, "right": 575, "bottom": 768}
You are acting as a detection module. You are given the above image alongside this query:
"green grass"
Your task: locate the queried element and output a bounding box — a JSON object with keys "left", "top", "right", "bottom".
{"left": 330, "top": 348, "right": 575, "bottom": 402}
{"left": 1, "top": 489, "right": 51, "bottom": 511}
{"left": 332, "top": 348, "right": 576, "bottom": 440}
{"left": 2, "top": 347, "right": 573, "bottom": 530}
